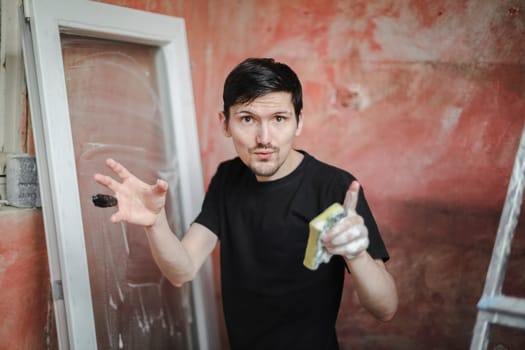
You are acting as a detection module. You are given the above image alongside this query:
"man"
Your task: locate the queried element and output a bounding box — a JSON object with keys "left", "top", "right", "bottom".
{"left": 94, "top": 58, "right": 398, "bottom": 349}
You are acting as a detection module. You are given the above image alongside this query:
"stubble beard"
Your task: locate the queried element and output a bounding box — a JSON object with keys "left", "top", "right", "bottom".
{"left": 250, "top": 160, "right": 280, "bottom": 177}
{"left": 249, "top": 144, "right": 281, "bottom": 178}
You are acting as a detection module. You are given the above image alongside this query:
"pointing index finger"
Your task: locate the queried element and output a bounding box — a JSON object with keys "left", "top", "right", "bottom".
{"left": 343, "top": 180, "right": 360, "bottom": 214}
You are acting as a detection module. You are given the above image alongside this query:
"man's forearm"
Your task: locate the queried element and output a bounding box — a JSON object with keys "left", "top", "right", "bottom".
{"left": 144, "top": 210, "right": 196, "bottom": 287}
{"left": 346, "top": 252, "right": 398, "bottom": 321}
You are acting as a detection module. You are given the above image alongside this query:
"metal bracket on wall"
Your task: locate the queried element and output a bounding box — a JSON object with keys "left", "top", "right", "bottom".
{"left": 22, "top": 0, "right": 31, "bottom": 20}
{"left": 0, "top": 153, "right": 7, "bottom": 202}
{"left": 470, "top": 124, "right": 525, "bottom": 349}
{"left": 53, "top": 280, "right": 64, "bottom": 301}
{"left": 0, "top": 175, "right": 6, "bottom": 204}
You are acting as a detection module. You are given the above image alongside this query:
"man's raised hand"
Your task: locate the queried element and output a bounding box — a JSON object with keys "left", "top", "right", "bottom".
{"left": 322, "top": 180, "right": 370, "bottom": 260}
{"left": 93, "top": 158, "right": 168, "bottom": 227}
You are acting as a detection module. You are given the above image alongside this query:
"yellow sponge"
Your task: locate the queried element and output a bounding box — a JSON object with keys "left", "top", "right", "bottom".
{"left": 303, "top": 203, "right": 346, "bottom": 270}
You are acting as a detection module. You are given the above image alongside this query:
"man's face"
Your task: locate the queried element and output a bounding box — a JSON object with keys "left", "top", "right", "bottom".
{"left": 220, "top": 92, "right": 303, "bottom": 182}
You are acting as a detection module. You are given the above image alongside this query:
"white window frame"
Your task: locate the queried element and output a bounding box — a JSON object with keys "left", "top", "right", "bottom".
{"left": 0, "top": 0, "right": 24, "bottom": 154}
{"left": 0, "top": 0, "right": 25, "bottom": 201}
{"left": 21, "top": 0, "right": 218, "bottom": 349}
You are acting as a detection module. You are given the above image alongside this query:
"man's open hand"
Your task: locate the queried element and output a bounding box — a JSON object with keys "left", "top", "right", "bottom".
{"left": 93, "top": 158, "right": 168, "bottom": 227}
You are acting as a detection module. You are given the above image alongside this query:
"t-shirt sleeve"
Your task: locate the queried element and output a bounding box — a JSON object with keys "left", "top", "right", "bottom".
{"left": 193, "top": 164, "right": 222, "bottom": 238}
{"left": 356, "top": 186, "right": 389, "bottom": 262}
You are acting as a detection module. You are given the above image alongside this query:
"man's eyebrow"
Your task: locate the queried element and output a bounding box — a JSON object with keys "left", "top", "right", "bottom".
{"left": 272, "top": 110, "right": 293, "bottom": 115}
{"left": 234, "top": 109, "right": 254, "bottom": 115}
{"left": 234, "top": 109, "right": 293, "bottom": 115}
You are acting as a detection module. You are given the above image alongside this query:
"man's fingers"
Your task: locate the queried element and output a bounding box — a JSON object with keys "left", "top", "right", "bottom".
{"left": 324, "top": 223, "right": 367, "bottom": 246}
{"left": 324, "top": 224, "right": 369, "bottom": 258}
{"left": 110, "top": 212, "right": 122, "bottom": 223}
{"left": 330, "top": 237, "right": 369, "bottom": 258}
{"left": 106, "top": 158, "right": 131, "bottom": 181}
{"left": 325, "top": 181, "right": 369, "bottom": 260}
{"left": 153, "top": 179, "right": 169, "bottom": 195}
{"left": 343, "top": 180, "right": 360, "bottom": 214}
{"left": 94, "top": 173, "right": 120, "bottom": 193}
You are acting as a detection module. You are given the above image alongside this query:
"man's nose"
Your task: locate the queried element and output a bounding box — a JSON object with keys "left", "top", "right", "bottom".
{"left": 255, "top": 122, "right": 271, "bottom": 145}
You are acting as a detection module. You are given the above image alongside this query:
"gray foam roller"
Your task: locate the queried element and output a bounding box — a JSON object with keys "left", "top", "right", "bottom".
{"left": 6, "top": 154, "right": 41, "bottom": 208}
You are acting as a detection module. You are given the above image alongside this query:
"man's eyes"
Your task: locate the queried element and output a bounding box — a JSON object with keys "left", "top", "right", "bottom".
{"left": 238, "top": 115, "right": 288, "bottom": 123}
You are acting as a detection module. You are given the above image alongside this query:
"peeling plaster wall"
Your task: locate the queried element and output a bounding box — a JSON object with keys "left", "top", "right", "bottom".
{"left": 2, "top": 0, "right": 524, "bottom": 349}
{"left": 101, "top": 1, "right": 525, "bottom": 348}
{"left": 0, "top": 209, "right": 57, "bottom": 349}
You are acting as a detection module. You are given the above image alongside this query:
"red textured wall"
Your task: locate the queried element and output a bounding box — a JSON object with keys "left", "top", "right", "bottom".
{"left": 0, "top": 209, "right": 57, "bottom": 349}
{"left": 104, "top": 1, "right": 523, "bottom": 348}
{"left": 3, "top": 0, "right": 524, "bottom": 349}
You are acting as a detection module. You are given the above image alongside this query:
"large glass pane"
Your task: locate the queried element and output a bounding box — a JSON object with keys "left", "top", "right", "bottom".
{"left": 60, "top": 34, "right": 194, "bottom": 349}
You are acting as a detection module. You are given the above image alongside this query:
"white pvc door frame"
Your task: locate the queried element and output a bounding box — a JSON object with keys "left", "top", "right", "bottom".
{"left": 21, "top": 0, "right": 217, "bottom": 349}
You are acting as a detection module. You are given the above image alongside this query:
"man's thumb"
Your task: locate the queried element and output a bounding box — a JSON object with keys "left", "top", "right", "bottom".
{"left": 343, "top": 180, "right": 360, "bottom": 213}
{"left": 153, "top": 179, "right": 169, "bottom": 194}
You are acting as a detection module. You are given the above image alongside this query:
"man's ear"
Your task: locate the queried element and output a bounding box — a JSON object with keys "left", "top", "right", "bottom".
{"left": 295, "top": 113, "right": 304, "bottom": 136}
{"left": 219, "top": 111, "right": 231, "bottom": 137}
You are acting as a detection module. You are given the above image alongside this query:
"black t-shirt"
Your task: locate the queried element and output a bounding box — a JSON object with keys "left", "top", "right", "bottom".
{"left": 195, "top": 151, "right": 388, "bottom": 350}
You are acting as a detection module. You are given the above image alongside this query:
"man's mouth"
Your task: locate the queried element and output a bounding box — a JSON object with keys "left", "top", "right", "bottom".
{"left": 252, "top": 145, "right": 278, "bottom": 159}
{"left": 253, "top": 150, "right": 274, "bottom": 159}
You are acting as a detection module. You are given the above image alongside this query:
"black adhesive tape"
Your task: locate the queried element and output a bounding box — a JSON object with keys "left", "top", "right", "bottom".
{"left": 92, "top": 194, "right": 118, "bottom": 208}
